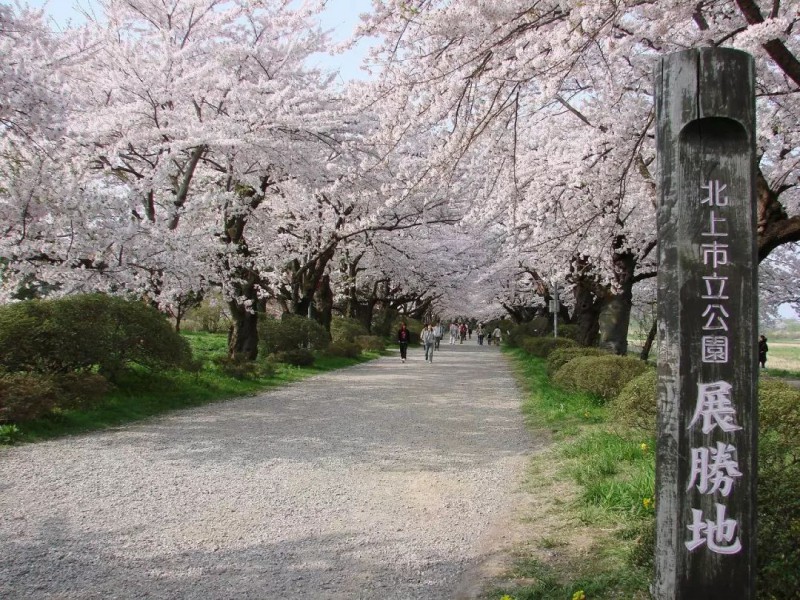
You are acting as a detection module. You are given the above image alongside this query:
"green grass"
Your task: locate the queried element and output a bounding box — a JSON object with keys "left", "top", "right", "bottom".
{"left": 8, "top": 332, "right": 381, "bottom": 444}
{"left": 493, "top": 349, "right": 654, "bottom": 600}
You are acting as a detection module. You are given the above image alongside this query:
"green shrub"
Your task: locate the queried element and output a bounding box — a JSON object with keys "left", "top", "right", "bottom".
{"left": 0, "top": 371, "right": 58, "bottom": 422}
{"left": 0, "top": 294, "right": 193, "bottom": 378}
{"left": 330, "top": 317, "right": 369, "bottom": 343}
{"left": 270, "top": 348, "right": 315, "bottom": 367}
{"left": 355, "top": 335, "right": 386, "bottom": 352}
{"left": 186, "top": 296, "right": 231, "bottom": 333}
{"left": 521, "top": 336, "right": 578, "bottom": 358}
{"left": 507, "top": 318, "right": 550, "bottom": 347}
{"left": 608, "top": 370, "right": 657, "bottom": 436}
{"left": 557, "top": 323, "right": 580, "bottom": 342}
{"left": 757, "top": 379, "right": 800, "bottom": 597}
{"left": 213, "top": 355, "right": 275, "bottom": 380}
{"left": 0, "top": 371, "right": 111, "bottom": 422}
{"left": 553, "top": 355, "right": 651, "bottom": 403}
{"left": 547, "top": 346, "right": 610, "bottom": 376}
{"left": 326, "top": 341, "right": 362, "bottom": 358}
{"left": 260, "top": 314, "right": 330, "bottom": 355}
{"left": 54, "top": 372, "right": 111, "bottom": 409}
{"left": 0, "top": 423, "right": 22, "bottom": 444}
{"left": 621, "top": 379, "right": 800, "bottom": 595}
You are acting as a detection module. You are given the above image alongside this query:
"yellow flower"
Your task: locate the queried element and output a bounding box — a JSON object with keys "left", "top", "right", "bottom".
{"left": 640, "top": 443, "right": 649, "bottom": 452}
{"left": 643, "top": 497, "right": 653, "bottom": 509}
{"left": 572, "top": 591, "right": 586, "bottom": 600}
{"left": 499, "top": 595, "right": 516, "bottom": 600}
{"left": 583, "top": 411, "right": 590, "bottom": 418}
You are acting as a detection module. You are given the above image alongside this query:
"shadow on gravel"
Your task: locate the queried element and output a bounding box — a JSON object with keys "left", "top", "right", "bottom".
{"left": 1, "top": 514, "right": 474, "bottom": 599}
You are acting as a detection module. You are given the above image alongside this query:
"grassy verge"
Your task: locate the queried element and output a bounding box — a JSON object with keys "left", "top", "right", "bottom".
{"left": 488, "top": 349, "right": 654, "bottom": 600}
{"left": 9, "top": 332, "right": 381, "bottom": 444}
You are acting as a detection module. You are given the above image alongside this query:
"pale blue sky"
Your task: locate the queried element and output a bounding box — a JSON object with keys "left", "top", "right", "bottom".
{"left": 25, "top": 0, "right": 376, "bottom": 81}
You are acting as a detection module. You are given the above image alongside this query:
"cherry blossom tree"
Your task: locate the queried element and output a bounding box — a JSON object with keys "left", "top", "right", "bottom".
{"left": 357, "top": 0, "right": 800, "bottom": 351}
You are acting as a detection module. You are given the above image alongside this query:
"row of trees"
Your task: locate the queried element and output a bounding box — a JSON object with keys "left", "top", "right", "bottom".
{"left": 357, "top": 0, "right": 800, "bottom": 351}
{"left": 2, "top": 0, "right": 799, "bottom": 358}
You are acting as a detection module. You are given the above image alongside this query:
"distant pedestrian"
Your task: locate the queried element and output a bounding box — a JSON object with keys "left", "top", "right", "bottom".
{"left": 398, "top": 322, "right": 410, "bottom": 363}
{"left": 476, "top": 324, "right": 484, "bottom": 345}
{"left": 421, "top": 323, "right": 436, "bottom": 363}
{"left": 492, "top": 326, "right": 502, "bottom": 346}
{"left": 467, "top": 325, "right": 472, "bottom": 340}
{"left": 459, "top": 323, "right": 467, "bottom": 344}
{"left": 433, "top": 322, "right": 444, "bottom": 349}
{"left": 449, "top": 322, "right": 458, "bottom": 345}
{"left": 758, "top": 335, "right": 768, "bottom": 369}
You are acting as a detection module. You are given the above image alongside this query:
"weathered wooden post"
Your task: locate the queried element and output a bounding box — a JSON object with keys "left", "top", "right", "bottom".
{"left": 654, "top": 48, "right": 758, "bottom": 598}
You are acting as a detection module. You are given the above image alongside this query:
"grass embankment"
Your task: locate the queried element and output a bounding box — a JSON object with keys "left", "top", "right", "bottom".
{"left": 11, "top": 332, "right": 380, "bottom": 444}
{"left": 489, "top": 349, "right": 654, "bottom": 600}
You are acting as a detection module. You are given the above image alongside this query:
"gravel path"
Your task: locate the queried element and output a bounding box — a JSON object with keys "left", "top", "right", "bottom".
{"left": 0, "top": 342, "right": 532, "bottom": 599}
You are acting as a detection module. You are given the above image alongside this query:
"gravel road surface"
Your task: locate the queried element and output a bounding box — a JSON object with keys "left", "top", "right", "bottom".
{"left": 1, "top": 343, "right": 532, "bottom": 599}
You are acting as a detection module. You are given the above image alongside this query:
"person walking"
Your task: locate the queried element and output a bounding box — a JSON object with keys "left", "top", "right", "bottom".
{"left": 476, "top": 324, "right": 484, "bottom": 346}
{"left": 758, "top": 335, "right": 769, "bottom": 369}
{"left": 398, "top": 322, "right": 410, "bottom": 363}
{"left": 433, "top": 322, "right": 444, "bottom": 349}
{"left": 449, "top": 322, "right": 458, "bottom": 345}
{"left": 459, "top": 323, "right": 467, "bottom": 344}
{"left": 492, "top": 326, "right": 502, "bottom": 346}
{"left": 421, "top": 323, "right": 436, "bottom": 363}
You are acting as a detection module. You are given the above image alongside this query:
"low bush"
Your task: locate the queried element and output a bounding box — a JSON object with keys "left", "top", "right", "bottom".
{"left": 330, "top": 317, "right": 369, "bottom": 343}
{"left": 556, "top": 323, "right": 580, "bottom": 342}
{"left": 270, "top": 348, "right": 315, "bottom": 367}
{"left": 547, "top": 346, "right": 610, "bottom": 376}
{"left": 0, "top": 371, "right": 111, "bottom": 422}
{"left": 326, "top": 341, "right": 362, "bottom": 359}
{"left": 757, "top": 379, "right": 800, "bottom": 597}
{"left": 260, "top": 314, "right": 330, "bottom": 355}
{"left": 521, "top": 336, "right": 578, "bottom": 358}
{"left": 553, "top": 354, "right": 651, "bottom": 403}
{"left": 213, "top": 355, "right": 275, "bottom": 380}
{"left": 0, "top": 423, "right": 22, "bottom": 444}
{"left": 507, "top": 318, "right": 551, "bottom": 347}
{"left": 355, "top": 335, "right": 386, "bottom": 352}
{"left": 0, "top": 294, "right": 193, "bottom": 378}
{"left": 608, "top": 369, "right": 658, "bottom": 436}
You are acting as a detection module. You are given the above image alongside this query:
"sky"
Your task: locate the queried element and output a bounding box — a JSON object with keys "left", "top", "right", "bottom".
{"left": 25, "top": 0, "right": 376, "bottom": 82}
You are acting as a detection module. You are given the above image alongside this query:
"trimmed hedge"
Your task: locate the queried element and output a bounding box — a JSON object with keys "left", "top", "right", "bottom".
{"left": 270, "top": 348, "right": 315, "bottom": 367}
{"left": 0, "top": 371, "right": 110, "bottom": 422}
{"left": 355, "top": 335, "right": 386, "bottom": 352}
{"left": 608, "top": 369, "right": 657, "bottom": 435}
{"left": 260, "top": 314, "right": 330, "bottom": 355}
{"left": 521, "top": 336, "right": 578, "bottom": 358}
{"left": 553, "top": 354, "right": 652, "bottom": 402}
{"left": 756, "top": 379, "right": 800, "bottom": 597}
{"left": 507, "top": 318, "right": 550, "bottom": 347}
{"left": 212, "top": 355, "right": 275, "bottom": 380}
{"left": 546, "top": 346, "right": 610, "bottom": 377}
{"left": 326, "top": 341, "right": 362, "bottom": 358}
{"left": 0, "top": 294, "right": 192, "bottom": 378}
{"left": 330, "top": 317, "right": 369, "bottom": 343}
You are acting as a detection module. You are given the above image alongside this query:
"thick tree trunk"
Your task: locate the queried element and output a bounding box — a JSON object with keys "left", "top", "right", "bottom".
{"left": 640, "top": 318, "right": 657, "bottom": 361}
{"left": 314, "top": 274, "right": 333, "bottom": 331}
{"left": 571, "top": 281, "right": 602, "bottom": 346}
{"left": 599, "top": 246, "right": 636, "bottom": 355}
{"left": 227, "top": 299, "right": 259, "bottom": 360}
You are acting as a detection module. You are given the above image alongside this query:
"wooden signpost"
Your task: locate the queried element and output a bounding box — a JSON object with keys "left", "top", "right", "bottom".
{"left": 654, "top": 48, "right": 757, "bottom": 599}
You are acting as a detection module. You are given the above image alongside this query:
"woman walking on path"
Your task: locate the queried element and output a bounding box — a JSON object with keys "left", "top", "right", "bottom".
{"left": 476, "top": 324, "right": 484, "bottom": 346}
{"left": 421, "top": 323, "right": 436, "bottom": 362}
{"left": 398, "top": 322, "right": 410, "bottom": 363}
